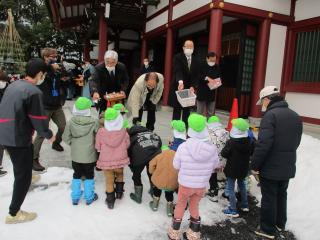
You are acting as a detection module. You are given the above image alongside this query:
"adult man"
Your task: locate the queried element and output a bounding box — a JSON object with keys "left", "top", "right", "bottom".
{"left": 33, "top": 48, "right": 67, "bottom": 172}
{"left": 251, "top": 86, "right": 302, "bottom": 239}
{"left": 0, "top": 58, "right": 54, "bottom": 224}
{"left": 90, "top": 50, "right": 129, "bottom": 112}
{"left": 169, "top": 40, "right": 200, "bottom": 124}
{"left": 140, "top": 57, "right": 154, "bottom": 75}
{"left": 127, "top": 72, "right": 164, "bottom": 131}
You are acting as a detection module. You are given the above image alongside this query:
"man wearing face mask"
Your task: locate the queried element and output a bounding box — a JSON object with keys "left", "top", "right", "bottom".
{"left": 0, "top": 58, "right": 55, "bottom": 224}
{"left": 169, "top": 40, "right": 200, "bottom": 125}
{"left": 33, "top": 48, "right": 67, "bottom": 172}
{"left": 90, "top": 50, "right": 129, "bottom": 113}
{"left": 140, "top": 58, "right": 154, "bottom": 75}
{"left": 196, "top": 52, "right": 221, "bottom": 117}
{"left": 251, "top": 86, "right": 302, "bottom": 239}
{"left": 127, "top": 72, "right": 164, "bottom": 131}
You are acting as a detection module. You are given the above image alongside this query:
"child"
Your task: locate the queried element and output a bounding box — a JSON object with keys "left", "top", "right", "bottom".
{"left": 95, "top": 108, "right": 130, "bottom": 209}
{"left": 149, "top": 145, "right": 178, "bottom": 217}
{"left": 169, "top": 120, "right": 186, "bottom": 151}
{"left": 113, "top": 103, "right": 130, "bottom": 129}
{"left": 221, "top": 118, "right": 254, "bottom": 217}
{"left": 62, "top": 97, "right": 99, "bottom": 205}
{"left": 128, "top": 125, "right": 162, "bottom": 204}
{"left": 206, "top": 115, "right": 229, "bottom": 202}
{"left": 168, "top": 113, "right": 219, "bottom": 240}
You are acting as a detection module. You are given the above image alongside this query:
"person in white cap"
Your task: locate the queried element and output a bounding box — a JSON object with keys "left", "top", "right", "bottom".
{"left": 251, "top": 86, "right": 303, "bottom": 239}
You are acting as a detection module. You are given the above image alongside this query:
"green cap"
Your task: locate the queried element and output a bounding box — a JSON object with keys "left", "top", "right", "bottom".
{"left": 231, "top": 118, "right": 249, "bottom": 131}
{"left": 104, "top": 108, "right": 119, "bottom": 121}
{"left": 75, "top": 97, "right": 92, "bottom": 110}
{"left": 171, "top": 120, "right": 186, "bottom": 133}
{"left": 113, "top": 103, "right": 128, "bottom": 113}
{"left": 123, "top": 119, "right": 130, "bottom": 129}
{"left": 161, "top": 145, "right": 170, "bottom": 151}
{"left": 188, "top": 113, "right": 207, "bottom": 132}
{"left": 207, "top": 115, "right": 220, "bottom": 124}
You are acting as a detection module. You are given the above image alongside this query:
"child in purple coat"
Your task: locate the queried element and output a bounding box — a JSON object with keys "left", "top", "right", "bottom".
{"left": 168, "top": 113, "right": 219, "bottom": 240}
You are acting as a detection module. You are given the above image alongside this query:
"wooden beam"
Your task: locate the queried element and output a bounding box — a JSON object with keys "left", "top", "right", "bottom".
{"left": 61, "top": 0, "right": 92, "bottom": 7}
{"left": 58, "top": 16, "right": 87, "bottom": 28}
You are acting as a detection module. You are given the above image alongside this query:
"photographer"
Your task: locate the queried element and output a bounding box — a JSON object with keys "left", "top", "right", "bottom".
{"left": 33, "top": 48, "right": 67, "bottom": 172}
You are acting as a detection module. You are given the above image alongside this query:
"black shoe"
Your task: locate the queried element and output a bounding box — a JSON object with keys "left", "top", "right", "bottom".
{"left": 115, "top": 182, "right": 125, "bottom": 199}
{"left": 254, "top": 226, "right": 275, "bottom": 239}
{"left": 0, "top": 170, "right": 8, "bottom": 177}
{"left": 105, "top": 191, "right": 116, "bottom": 209}
{"left": 33, "top": 159, "right": 46, "bottom": 172}
{"left": 52, "top": 142, "right": 64, "bottom": 152}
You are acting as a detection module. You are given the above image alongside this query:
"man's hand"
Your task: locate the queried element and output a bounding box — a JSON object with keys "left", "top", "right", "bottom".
{"left": 51, "top": 63, "right": 60, "bottom": 71}
{"left": 178, "top": 81, "right": 184, "bottom": 91}
{"left": 190, "top": 86, "right": 195, "bottom": 93}
{"left": 92, "top": 92, "right": 100, "bottom": 101}
{"left": 251, "top": 170, "right": 260, "bottom": 175}
{"left": 120, "top": 91, "right": 126, "bottom": 98}
{"left": 48, "top": 135, "right": 56, "bottom": 143}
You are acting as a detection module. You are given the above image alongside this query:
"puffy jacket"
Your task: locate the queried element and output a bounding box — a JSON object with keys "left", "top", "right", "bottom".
{"left": 149, "top": 149, "right": 178, "bottom": 191}
{"left": 95, "top": 128, "right": 130, "bottom": 170}
{"left": 173, "top": 138, "right": 219, "bottom": 188}
{"left": 251, "top": 99, "right": 303, "bottom": 180}
{"left": 62, "top": 116, "right": 99, "bottom": 164}
{"left": 128, "top": 125, "right": 162, "bottom": 167}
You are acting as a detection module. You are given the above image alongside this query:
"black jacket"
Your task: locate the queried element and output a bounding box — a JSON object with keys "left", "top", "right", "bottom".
{"left": 128, "top": 125, "right": 162, "bottom": 167}
{"left": 196, "top": 63, "right": 221, "bottom": 102}
{"left": 0, "top": 80, "right": 53, "bottom": 147}
{"left": 169, "top": 52, "right": 200, "bottom": 107}
{"left": 221, "top": 137, "right": 254, "bottom": 179}
{"left": 251, "top": 99, "right": 303, "bottom": 180}
{"left": 140, "top": 65, "right": 154, "bottom": 75}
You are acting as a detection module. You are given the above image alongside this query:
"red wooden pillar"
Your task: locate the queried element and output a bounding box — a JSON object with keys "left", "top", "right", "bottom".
{"left": 141, "top": 37, "right": 147, "bottom": 64}
{"left": 83, "top": 38, "right": 90, "bottom": 60}
{"left": 208, "top": 8, "right": 223, "bottom": 62}
{"left": 163, "top": 27, "right": 173, "bottom": 106}
{"left": 98, "top": 9, "right": 108, "bottom": 63}
{"left": 250, "top": 18, "right": 271, "bottom": 117}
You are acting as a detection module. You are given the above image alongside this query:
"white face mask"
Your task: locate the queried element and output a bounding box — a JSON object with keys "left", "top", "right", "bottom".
{"left": 0, "top": 81, "right": 7, "bottom": 89}
{"left": 184, "top": 48, "right": 193, "bottom": 56}
{"left": 106, "top": 66, "right": 115, "bottom": 72}
{"left": 207, "top": 61, "right": 215, "bottom": 67}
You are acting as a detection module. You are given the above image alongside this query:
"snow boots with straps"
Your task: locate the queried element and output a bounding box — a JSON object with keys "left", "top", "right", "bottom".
{"left": 84, "top": 179, "right": 98, "bottom": 205}
{"left": 168, "top": 218, "right": 182, "bottom": 240}
{"left": 130, "top": 185, "right": 143, "bottom": 204}
{"left": 71, "top": 178, "right": 83, "bottom": 205}
{"left": 183, "top": 217, "right": 201, "bottom": 240}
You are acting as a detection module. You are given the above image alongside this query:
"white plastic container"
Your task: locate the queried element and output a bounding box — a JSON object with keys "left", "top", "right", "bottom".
{"left": 175, "top": 89, "right": 197, "bottom": 108}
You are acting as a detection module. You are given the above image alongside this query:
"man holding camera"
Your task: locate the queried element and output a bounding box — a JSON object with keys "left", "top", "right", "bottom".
{"left": 33, "top": 48, "right": 67, "bottom": 172}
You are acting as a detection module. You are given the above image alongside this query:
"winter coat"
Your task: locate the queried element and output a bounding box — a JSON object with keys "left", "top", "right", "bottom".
{"left": 128, "top": 125, "right": 162, "bottom": 167}
{"left": 221, "top": 137, "right": 254, "bottom": 179}
{"left": 126, "top": 72, "right": 164, "bottom": 118}
{"left": 173, "top": 138, "right": 219, "bottom": 188}
{"left": 0, "top": 80, "right": 52, "bottom": 147}
{"left": 149, "top": 150, "right": 178, "bottom": 191}
{"left": 140, "top": 65, "right": 155, "bottom": 75}
{"left": 251, "top": 99, "right": 302, "bottom": 180}
{"left": 95, "top": 128, "right": 130, "bottom": 170}
{"left": 169, "top": 138, "right": 185, "bottom": 151}
{"left": 168, "top": 52, "right": 200, "bottom": 107}
{"left": 196, "top": 63, "right": 221, "bottom": 102}
{"left": 208, "top": 126, "right": 229, "bottom": 160}
{"left": 62, "top": 116, "right": 99, "bottom": 164}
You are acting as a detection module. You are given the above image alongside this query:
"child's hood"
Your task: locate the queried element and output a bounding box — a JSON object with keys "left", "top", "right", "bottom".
{"left": 184, "top": 138, "right": 216, "bottom": 162}
{"left": 70, "top": 116, "right": 97, "bottom": 138}
{"left": 99, "top": 128, "right": 127, "bottom": 147}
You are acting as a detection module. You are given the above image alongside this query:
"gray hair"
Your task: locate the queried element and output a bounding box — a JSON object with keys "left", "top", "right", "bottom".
{"left": 104, "top": 50, "right": 118, "bottom": 61}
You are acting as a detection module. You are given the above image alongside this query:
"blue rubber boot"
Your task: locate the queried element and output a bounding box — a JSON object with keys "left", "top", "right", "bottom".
{"left": 71, "top": 179, "right": 83, "bottom": 205}
{"left": 84, "top": 179, "right": 98, "bottom": 205}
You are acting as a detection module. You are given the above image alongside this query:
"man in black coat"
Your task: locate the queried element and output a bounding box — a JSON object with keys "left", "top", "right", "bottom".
{"left": 90, "top": 50, "right": 129, "bottom": 113}
{"left": 251, "top": 86, "right": 302, "bottom": 239}
{"left": 169, "top": 40, "right": 200, "bottom": 125}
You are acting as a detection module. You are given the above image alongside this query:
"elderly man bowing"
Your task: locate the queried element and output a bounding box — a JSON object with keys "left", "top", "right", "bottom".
{"left": 90, "top": 50, "right": 129, "bottom": 112}
{"left": 127, "top": 72, "right": 164, "bottom": 131}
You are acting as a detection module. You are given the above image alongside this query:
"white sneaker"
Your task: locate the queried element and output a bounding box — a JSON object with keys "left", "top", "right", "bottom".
{"left": 240, "top": 207, "right": 249, "bottom": 212}
{"left": 5, "top": 210, "right": 37, "bottom": 224}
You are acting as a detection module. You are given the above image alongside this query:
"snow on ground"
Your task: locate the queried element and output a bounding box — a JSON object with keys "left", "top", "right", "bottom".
{"left": 0, "top": 104, "right": 319, "bottom": 240}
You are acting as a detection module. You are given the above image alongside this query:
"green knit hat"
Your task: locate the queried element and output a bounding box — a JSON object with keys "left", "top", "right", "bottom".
{"left": 188, "top": 113, "right": 207, "bottom": 132}
{"left": 231, "top": 118, "right": 249, "bottom": 131}
{"left": 113, "top": 103, "right": 128, "bottom": 113}
{"left": 104, "top": 108, "right": 119, "bottom": 121}
{"left": 75, "top": 97, "right": 92, "bottom": 110}
{"left": 123, "top": 119, "right": 130, "bottom": 129}
{"left": 161, "top": 145, "right": 170, "bottom": 151}
{"left": 171, "top": 120, "right": 186, "bottom": 133}
{"left": 207, "top": 115, "right": 220, "bottom": 124}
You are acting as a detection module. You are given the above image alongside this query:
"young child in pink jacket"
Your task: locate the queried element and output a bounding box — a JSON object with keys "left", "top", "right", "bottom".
{"left": 95, "top": 108, "right": 130, "bottom": 209}
{"left": 168, "top": 113, "right": 219, "bottom": 240}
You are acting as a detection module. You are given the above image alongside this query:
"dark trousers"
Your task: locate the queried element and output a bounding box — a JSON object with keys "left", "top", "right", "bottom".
{"left": 138, "top": 99, "right": 156, "bottom": 131}
{"left": 72, "top": 161, "right": 95, "bottom": 179}
{"left": 260, "top": 177, "right": 289, "bottom": 235}
{"left": 209, "top": 172, "right": 218, "bottom": 191}
{"left": 0, "top": 144, "right": 4, "bottom": 166}
{"left": 153, "top": 186, "right": 174, "bottom": 202}
{"left": 130, "top": 164, "right": 152, "bottom": 186}
{"left": 172, "top": 105, "right": 190, "bottom": 126}
{"left": 5, "top": 145, "right": 33, "bottom": 216}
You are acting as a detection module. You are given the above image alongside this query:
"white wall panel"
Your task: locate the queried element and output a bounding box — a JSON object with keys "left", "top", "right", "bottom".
{"left": 147, "top": 0, "right": 169, "bottom": 17}
{"left": 146, "top": 10, "right": 168, "bottom": 32}
{"left": 295, "top": 0, "right": 320, "bottom": 21}
{"left": 172, "top": 0, "right": 211, "bottom": 20}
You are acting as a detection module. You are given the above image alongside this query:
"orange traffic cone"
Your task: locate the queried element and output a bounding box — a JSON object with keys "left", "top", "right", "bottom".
{"left": 226, "top": 98, "right": 239, "bottom": 131}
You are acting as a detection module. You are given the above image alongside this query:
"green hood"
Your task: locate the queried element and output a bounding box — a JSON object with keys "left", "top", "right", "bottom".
{"left": 70, "top": 116, "right": 97, "bottom": 138}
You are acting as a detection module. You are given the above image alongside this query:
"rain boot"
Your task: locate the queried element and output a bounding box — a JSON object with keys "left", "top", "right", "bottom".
{"left": 167, "top": 201, "right": 174, "bottom": 217}
{"left": 130, "top": 185, "right": 143, "bottom": 204}
{"left": 183, "top": 217, "right": 201, "bottom": 240}
{"left": 71, "top": 178, "right": 82, "bottom": 205}
{"left": 149, "top": 196, "right": 160, "bottom": 211}
{"left": 84, "top": 179, "right": 98, "bottom": 205}
{"left": 115, "top": 182, "right": 125, "bottom": 199}
{"left": 168, "top": 218, "right": 182, "bottom": 240}
{"left": 105, "top": 191, "right": 116, "bottom": 209}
